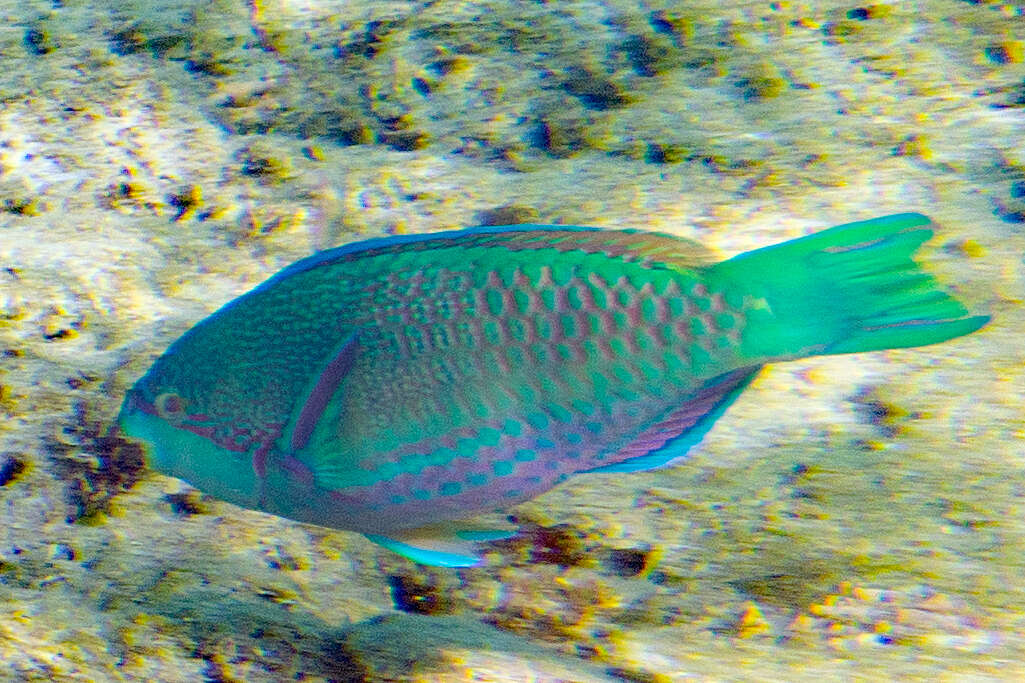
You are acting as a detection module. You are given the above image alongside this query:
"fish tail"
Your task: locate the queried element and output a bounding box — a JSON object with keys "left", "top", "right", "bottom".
{"left": 707, "top": 213, "right": 989, "bottom": 360}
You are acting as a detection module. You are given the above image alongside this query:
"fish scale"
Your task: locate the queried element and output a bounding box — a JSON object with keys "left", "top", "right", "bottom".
{"left": 297, "top": 253, "right": 753, "bottom": 527}
{"left": 271, "top": 245, "right": 717, "bottom": 515}
{"left": 119, "top": 215, "right": 989, "bottom": 566}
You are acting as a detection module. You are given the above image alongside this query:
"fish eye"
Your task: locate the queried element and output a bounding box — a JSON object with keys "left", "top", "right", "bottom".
{"left": 154, "top": 392, "right": 187, "bottom": 421}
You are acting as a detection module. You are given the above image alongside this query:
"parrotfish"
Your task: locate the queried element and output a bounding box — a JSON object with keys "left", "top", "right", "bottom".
{"left": 118, "top": 213, "right": 988, "bottom": 566}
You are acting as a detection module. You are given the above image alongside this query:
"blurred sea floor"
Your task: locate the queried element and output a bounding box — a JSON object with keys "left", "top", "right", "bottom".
{"left": 0, "top": 0, "right": 1024, "bottom": 680}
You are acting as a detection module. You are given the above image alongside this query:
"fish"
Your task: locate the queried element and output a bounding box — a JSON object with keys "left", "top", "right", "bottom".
{"left": 117, "top": 213, "right": 988, "bottom": 567}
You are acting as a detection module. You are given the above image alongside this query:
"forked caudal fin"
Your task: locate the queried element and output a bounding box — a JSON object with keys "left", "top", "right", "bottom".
{"left": 707, "top": 213, "right": 989, "bottom": 361}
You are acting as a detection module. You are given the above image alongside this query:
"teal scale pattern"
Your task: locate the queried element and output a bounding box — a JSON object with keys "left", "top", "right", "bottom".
{"left": 288, "top": 249, "right": 750, "bottom": 531}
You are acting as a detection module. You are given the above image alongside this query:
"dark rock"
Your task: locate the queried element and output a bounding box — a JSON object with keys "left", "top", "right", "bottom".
{"left": 0, "top": 455, "right": 26, "bottom": 486}
{"left": 476, "top": 205, "right": 540, "bottom": 226}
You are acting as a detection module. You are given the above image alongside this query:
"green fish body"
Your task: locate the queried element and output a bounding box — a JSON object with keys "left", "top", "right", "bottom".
{"left": 119, "top": 213, "right": 988, "bottom": 566}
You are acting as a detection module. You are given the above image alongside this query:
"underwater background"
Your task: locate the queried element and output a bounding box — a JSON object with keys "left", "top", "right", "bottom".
{"left": 0, "top": 0, "right": 1023, "bottom": 680}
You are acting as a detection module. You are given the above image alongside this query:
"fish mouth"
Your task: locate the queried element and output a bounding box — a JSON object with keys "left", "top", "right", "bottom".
{"left": 112, "top": 392, "right": 136, "bottom": 436}
{"left": 120, "top": 388, "right": 158, "bottom": 418}
{"left": 114, "top": 390, "right": 146, "bottom": 436}
{"left": 113, "top": 391, "right": 151, "bottom": 451}
{"left": 115, "top": 390, "right": 180, "bottom": 473}
{"left": 115, "top": 392, "right": 183, "bottom": 477}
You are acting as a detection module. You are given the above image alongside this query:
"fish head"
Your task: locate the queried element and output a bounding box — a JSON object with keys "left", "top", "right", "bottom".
{"left": 117, "top": 324, "right": 286, "bottom": 509}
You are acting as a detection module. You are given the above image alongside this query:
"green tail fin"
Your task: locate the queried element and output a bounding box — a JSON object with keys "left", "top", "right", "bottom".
{"left": 707, "top": 213, "right": 989, "bottom": 360}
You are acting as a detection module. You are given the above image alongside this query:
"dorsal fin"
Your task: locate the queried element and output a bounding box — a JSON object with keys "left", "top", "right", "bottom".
{"left": 259, "top": 225, "right": 718, "bottom": 289}
{"left": 474, "top": 226, "right": 719, "bottom": 269}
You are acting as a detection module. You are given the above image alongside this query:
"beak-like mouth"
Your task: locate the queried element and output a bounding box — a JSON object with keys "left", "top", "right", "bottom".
{"left": 114, "top": 392, "right": 139, "bottom": 433}
{"left": 122, "top": 389, "right": 148, "bottom": 413}
{"left": 115, "top": 390, "right": 152, "bottom": 441}
{"left": 113, "top": 389, "right": 263, "bottom": 509}
{"left": 117, "top": 389, "right": 161, "bottom": 425}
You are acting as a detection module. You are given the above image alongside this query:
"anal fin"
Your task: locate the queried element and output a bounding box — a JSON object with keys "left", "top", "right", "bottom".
{"left": 586, "top": 366, "right": 760, "bottom": 474}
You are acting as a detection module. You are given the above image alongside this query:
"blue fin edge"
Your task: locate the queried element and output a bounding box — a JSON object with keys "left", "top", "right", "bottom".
{"left": 585, "top": 369, "right": 759, "bottom": 474}
{"left": 365, "top": 534, "right": 484, "bottom": 568}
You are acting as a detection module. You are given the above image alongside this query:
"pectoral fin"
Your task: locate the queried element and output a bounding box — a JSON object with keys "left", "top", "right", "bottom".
{"left": 286, "top": 332, "right": 359, "bottom": 452}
